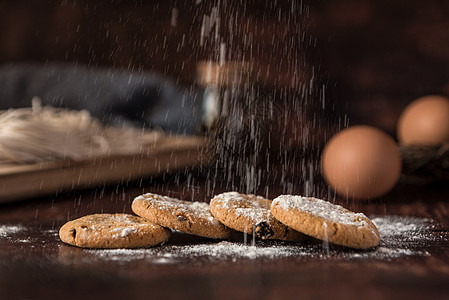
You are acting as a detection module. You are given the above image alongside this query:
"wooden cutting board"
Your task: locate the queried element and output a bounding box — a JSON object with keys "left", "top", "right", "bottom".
{"left": 0, "top": 135, "right": 210, "bottom": 203}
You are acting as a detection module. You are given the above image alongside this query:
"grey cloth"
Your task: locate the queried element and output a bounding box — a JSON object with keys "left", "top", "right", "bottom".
{"left": 0, "top": 64, "right": 203, "bottom": 134}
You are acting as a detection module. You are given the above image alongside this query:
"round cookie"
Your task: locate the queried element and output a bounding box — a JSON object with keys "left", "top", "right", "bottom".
{"left": 131, "top": 193, "right": 232, "bottom": 239}
{"left": 209, "top": 192, "right": 304, "bottom": 241}
{"left": 271, "top": 195, "right": 380, "bottom": 249}
{"left": 59, "top": 213, "right": 170, "bottom": 249}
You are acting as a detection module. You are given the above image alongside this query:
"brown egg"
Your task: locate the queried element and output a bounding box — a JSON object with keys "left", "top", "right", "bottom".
{"left": 397, "top": 95, "right": 449, "bottom": 146}
{"left": 321, "top": 125, "right": 401, "bottom": 200}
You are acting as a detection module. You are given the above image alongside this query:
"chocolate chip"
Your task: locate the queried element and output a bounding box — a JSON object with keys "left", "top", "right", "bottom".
{"left": 177, "top": 215, "right": 188, "bottom": 222}
{"left": 70, "top": 228, "right": 76, "bottom": 238}
{"left": 254, "top": 221, "right": 274, "bottom": 239}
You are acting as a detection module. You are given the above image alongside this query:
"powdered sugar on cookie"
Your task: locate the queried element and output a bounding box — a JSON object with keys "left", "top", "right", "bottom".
{"left": 132, "top": 193, "right": 232, "bottom": 239}
{"left": 212, "top": 192, "right": 271, "bottom": 223}
{"left": 210, "top": 192, "right": 304, "bottom": 241}
{"left": 135, "top": 193, "right": 218, "bottom": 225}
{"left": 271, "top": 195, "right": 380, "bottom": 249}
{"left": 111, "top": 227, "right": 139, "bottom": 238}
{"left": 273, "top": 195, "right": 370, "bottom": 227}
{"left": 59, "top": 213, "right": 170, "bottom": 249}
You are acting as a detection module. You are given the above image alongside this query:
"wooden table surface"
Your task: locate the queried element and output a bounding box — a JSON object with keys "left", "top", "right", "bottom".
{"left": 0, "top": 170, "right": 448, "bottom": 300}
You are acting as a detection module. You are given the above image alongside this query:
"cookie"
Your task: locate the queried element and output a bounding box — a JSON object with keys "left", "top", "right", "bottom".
{"left": 271, "top": 195, "right": 380, "bottom": 249}
{"left": 59, "top": 213, "right": 170, "bottom": 249}
{"left": 131, "top": 193, "right": 232, "bottom": 239}
{"left": 209, "top": 192, "right": 304, "bottom": 241}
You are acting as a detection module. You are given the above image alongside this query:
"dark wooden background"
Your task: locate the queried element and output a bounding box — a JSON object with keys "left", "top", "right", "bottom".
{"left": 1, "top": 1, "right": 449, "bottom": 299}
{"left": 1, "top": 0, "right": 448, "bottom": 134}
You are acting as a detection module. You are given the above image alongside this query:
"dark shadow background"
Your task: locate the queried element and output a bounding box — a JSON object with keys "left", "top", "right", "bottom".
{"left": 1, "top": 0, "right": 448, "bottom": 135}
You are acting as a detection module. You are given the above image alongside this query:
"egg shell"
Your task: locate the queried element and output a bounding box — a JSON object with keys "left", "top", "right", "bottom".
{"left": 397, "top": 95, "right": 449, "bottom": 146}
{"left": 321, "top": 125, "right": 402, "bottom": 200}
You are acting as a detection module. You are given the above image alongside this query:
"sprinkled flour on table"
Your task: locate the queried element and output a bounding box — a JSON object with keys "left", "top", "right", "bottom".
{"left": 1, "top": 216, "right": 443, "bottom": 264}
{"left": 372, "top": 216, "right": 435, "bottom": 247}
{"left": 0, "top": 225, "right": 25, "bottom": 237}
{"left": 85, "top": 242, "right": 312, "bottom": 263}
{"left": 84, "top": 216, "right": 440, "bottom": 263}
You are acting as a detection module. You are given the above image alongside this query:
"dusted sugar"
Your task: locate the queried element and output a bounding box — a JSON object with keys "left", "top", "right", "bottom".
{"left": 271, "top": 195, "right": 380, "bottom": 249}
{"left": 84, "top": 216, "right": 436, "bottom": 263}
{"left": 132, "top": 193, "right": 232, "bottom": 239}
{"left": 212, "top": 191, "right": 271, "bottom": 223}
{"left": 0, "top": 225, "right": 25, "bottom": 237}
{"left": 135, "top": 193, "right": 219, "bottom": 225}
{"left": 273, "top": 195, "right": 369, "bottom": 226}
{"left": 210, "top": 191, "right": 304, "bottom": 241}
